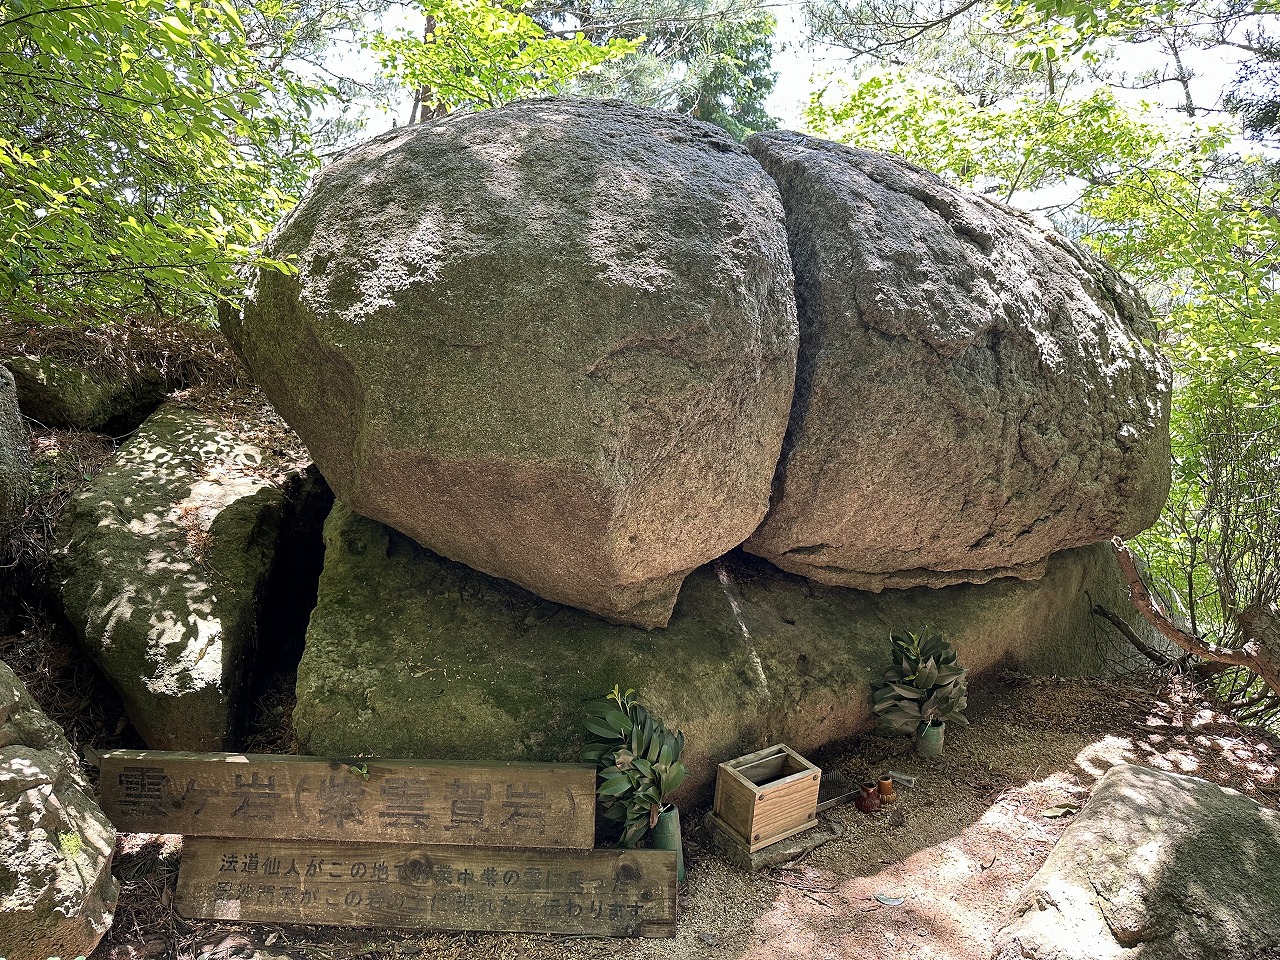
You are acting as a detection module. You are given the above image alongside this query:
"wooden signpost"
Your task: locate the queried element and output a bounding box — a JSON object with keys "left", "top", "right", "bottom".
{"left": 97, "top": 749, "right": 678, "bottom": 939}
{"left": 98, "top": 751, "right": 595, "bottom": 850}
{"left": 176, "top": 839, "right": 677, "bottom": 937}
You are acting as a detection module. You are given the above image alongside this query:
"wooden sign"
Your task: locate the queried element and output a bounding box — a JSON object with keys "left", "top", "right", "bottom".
{"left": 98, "top": 750, "right": 595, "bottom": 849}
{"left": 176, "top": 838, "right": 677, "bottom": 938}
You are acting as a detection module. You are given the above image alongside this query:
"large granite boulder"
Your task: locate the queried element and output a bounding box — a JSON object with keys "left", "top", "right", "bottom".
{"left": 994, "top": 763, "right": 1280, "bottom": 960}
{"left": 0, "top": 660, "right": 117, "bottom": 960}
{"left": 4, "top": 354, "right": 166, "bottom": 431}
{"left": 0, "top": 365, "right": 29, "bottom": 534}
{"left": 294, "top": 503, "right": 1149, "bottom": 798}
{"left": 742, "top": 132, "right": 1171, "bottom": 592}
{"left": 58, "top": 403, "right": 285, "bottom": 750}
{"left": 224, "top": 98, "right": 798, "bottom": 629}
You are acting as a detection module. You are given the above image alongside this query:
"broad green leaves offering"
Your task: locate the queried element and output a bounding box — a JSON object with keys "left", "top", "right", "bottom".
{"left": 368, "top": 0, "right": 638, "bottom": 114}
{"left": 580, "top": 685, "right": 688, "bottom": 848}
{"left": 872, "top": 629, "right": 969, "bottom": 736}
{"left": 0, "top": 0, "right": 329, "bottom": 323}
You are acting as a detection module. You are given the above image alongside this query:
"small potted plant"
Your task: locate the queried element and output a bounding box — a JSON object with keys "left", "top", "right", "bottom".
{"left": 871, "top": 629, "right": 969, "bottom": 758}
{"left": 581, "top": 685, "right": 689, "bottom": 877}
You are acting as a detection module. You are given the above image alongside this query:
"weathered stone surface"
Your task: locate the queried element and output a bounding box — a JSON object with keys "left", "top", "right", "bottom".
{"left": 994, "top": 763, "right": 1280, "bottom": 960}
{"left": 0, "top": 659, "right": 117, "bottom": 960}
{"left": 742, "top": 132, "right": 1172, "bottom": 592}
{"left": 0, "top": 365, "right": 29, "bottom": 535}
{"left": 224, "top": 97, "right": 798, "bottom": 628}
{"left": 58, "top": 403, "right": 285, "bottom": 750}
{"left": 4, "top": 354, "right": 166, "bottom": 431}
{"left": 295, "top": 503, "right": 1147, "bottom": 799}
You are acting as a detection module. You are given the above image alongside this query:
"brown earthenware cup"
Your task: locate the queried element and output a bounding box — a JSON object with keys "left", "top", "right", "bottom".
{"left": 856, "top": 781, "right": 882, "bottom": 813}
{"left": 878, "top": 774, "right": 897, "bottom": 804}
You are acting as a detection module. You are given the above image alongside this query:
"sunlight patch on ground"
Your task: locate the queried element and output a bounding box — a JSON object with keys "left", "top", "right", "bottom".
{"left": 741, "top": 711, "right": 1232, "bottom": 960}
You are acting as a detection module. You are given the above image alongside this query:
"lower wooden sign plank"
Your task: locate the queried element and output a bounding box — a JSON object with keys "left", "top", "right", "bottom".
{"left": 98, "top": 750, "right": 595, "bottom": 849}
{"left": 176, "top": 839, "right": 678, "bottom": 938}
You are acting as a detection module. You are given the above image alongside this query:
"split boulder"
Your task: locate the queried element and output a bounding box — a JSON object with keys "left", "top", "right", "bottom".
{"left": 58, "top": 403, "right": 285, "bottom": 750}
{"left": 743, "top": 132, "right": 1171, "bottom": 591}
{"left": 994, "top": 763, "right": 1280, "bottom": 960}
{"left": 0, "top": 659, "right": 118, "bottom": 960}
{"left": 224, "top": 97, "right": 798, "bottom": 629}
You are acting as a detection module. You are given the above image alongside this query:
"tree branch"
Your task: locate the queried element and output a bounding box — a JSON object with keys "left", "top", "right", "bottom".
{"left": 1111, "top": 538, "right": 1280, "bottom": 697}
{"left": 1092, "top": 603, "right": 1172, "bottom": 666}
{"left": 0, "top": 2, "right": 101, "bottom": 30}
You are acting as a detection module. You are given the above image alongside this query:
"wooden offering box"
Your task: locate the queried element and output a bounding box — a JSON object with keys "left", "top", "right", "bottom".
{"left": 712, "top": 744, "right": 820, "bottom": 852}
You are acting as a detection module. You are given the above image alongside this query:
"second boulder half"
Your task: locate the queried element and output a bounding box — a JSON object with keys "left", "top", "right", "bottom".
{"left": 744, "top": 132, "right": 1171, "bottom": 591}
{"left": 225, "top": 98, "right": 798, "bottom": 628}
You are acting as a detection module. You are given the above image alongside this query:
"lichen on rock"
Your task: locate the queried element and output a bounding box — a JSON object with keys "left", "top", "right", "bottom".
{"left": 0, "top": 659, "right": 117, "bottom": 960}
{"left": 994, "top": 763, "right": 1280, "bottom": 960}
{"left": 58, "top": 403, "right": 286, "bottom": 750}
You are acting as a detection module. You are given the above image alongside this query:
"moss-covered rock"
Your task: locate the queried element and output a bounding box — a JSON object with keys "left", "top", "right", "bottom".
{"left": 994, "top": 763, "right": 1280, "bottom": 960}
{"left": 296, "top": 503, "right": 1146, "bottom": 798}
{"left": 4, "top": 354, "right": 166, "bottom": 431}
{"left": 0, "top": 366, "right": 29, "bottom": 535}
{"left": 58, "top": 404, "right": 285, "bottom": 749}
{"left": 0, "top": 659, "right": 118, "bottom": 960}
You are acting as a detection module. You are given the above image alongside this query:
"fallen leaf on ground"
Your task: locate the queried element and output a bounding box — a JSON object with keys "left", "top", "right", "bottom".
{"left": 1041, "top": 804, "right": 1080, "bottom": 818}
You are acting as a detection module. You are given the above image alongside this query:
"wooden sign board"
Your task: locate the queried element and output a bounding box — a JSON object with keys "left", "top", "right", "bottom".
{"left": 176, "top": 838, "right": 677, "bottom": 938}
{"left": 98, "top": 750, "right": 595, "bottom": 850}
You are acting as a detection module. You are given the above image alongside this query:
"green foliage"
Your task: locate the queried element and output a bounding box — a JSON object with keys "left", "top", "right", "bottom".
{"left": 0, "top": 0, "right": 331, "bottom": 324}
{"left": 990, "top": 0, "right": 1280, "bottom": 64}
{"left": 369, "top": 0, "right": 638, "bottom": 114}
{"left": 1228, "top": 46, "right": 1280, "bottom": 143}
{"left": 807, "top": 0, "right": 1280, "bottom": 87}
{"left": 807, "top": 68, "right": 1215, "bottom": 195}
{"left": 804, "top": 63, "right": 1280, "bottom": 388}
{"left": 530, "top": 0, "right": 778, "bottom": 138}
{"left": 872, "top": 629, "right": 969, "bottom": 736}
{"left": 674, "top": 7, "right": 777, "bottom": 138}
{"left": 581, "top": 684, "right": 688, "bottom": 848}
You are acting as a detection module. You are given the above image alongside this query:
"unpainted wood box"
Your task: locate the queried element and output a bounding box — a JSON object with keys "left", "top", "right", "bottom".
{"left": 712, "top": 744, "right": 821, "bottom": 852}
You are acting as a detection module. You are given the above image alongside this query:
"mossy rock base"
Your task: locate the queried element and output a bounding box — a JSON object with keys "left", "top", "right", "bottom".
{"left": 296, "top": 504, "right": 1148, "bottom": 799}
{"left": 0, "top": 366, "right": 30, "bottom": 533}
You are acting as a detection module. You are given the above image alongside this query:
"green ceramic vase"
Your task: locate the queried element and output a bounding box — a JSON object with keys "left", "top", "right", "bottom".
{"left": 651, "top": 807, "right": 685, "bottom": 883}
{"left": 917, "top": 721, "right": 946, "bottom": 759}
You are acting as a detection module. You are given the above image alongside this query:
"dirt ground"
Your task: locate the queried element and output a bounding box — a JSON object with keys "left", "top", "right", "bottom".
{"left": 87, "top": 672, "right": 1280, "bottom": 960}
